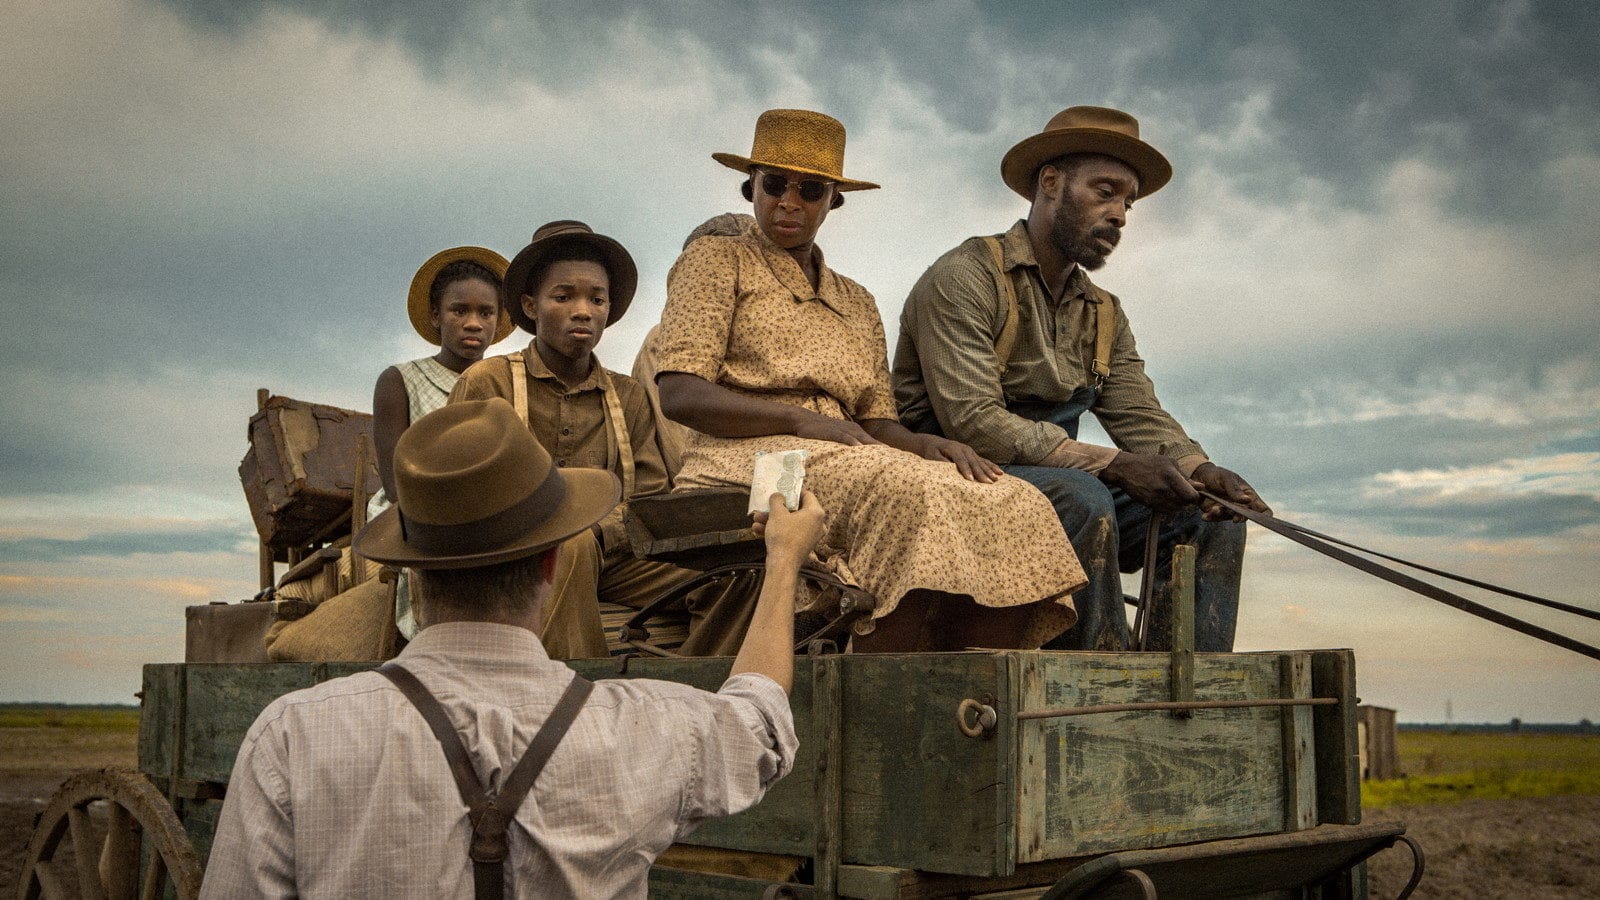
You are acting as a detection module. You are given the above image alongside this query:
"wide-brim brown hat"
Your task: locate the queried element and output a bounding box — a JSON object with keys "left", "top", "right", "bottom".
{"left": 355, "top": 398, "right": 619, "bottom": 570}
{"left": 407, "top": 246, "right": 516, "bottom": 345}
{"left": 713, "top": 108, "right": 880, "bottom": 191}
{"left": 1001, "top": 106, "right": 1172, "bottom": 201}
{"left": 503, "top": 221, "right": 637, "bottom": 334}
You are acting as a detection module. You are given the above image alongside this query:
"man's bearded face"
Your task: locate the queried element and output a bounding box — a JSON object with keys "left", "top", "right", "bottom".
{"left": 1050, "top": 197, "right": 1119, "bottom": 271}
{"left": 1042, "top": 155, "right": 1137, "bottom": 272}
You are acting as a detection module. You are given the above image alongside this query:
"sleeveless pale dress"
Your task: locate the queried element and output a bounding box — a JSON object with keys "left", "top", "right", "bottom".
{"left": 370, "top": 357, "right": 459, "bottom": 638}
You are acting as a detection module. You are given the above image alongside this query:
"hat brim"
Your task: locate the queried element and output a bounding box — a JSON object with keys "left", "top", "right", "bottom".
{"left": 503, "top": 233, "right": 638, "bottom": 334}
{"left": 712, "top": 153, "right": 880, "bottom": 191}
{"left": 408, "top": 246, "right": 516, "bottom": 345}
{"left": 354, "top": 468, "right": 620, "bottom": 570}
{"left": 1000, "top": 129, "right": 1172, "bottom": 200}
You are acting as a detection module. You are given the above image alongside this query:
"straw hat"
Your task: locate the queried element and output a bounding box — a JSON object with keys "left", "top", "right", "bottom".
{"left": 406, "top": 246, "right": 515, "bottom": 345}
{"left": 503, "top": 221, "right": 638, "bottom": 334}
{"left": 355, "top": 399, "right": 619, "bottom": 570}
{"left": 713, "top": 109, "right": 880, "bottom": 191}
{"left": 1000, "top": 106, "right": 1172, "bottom": 200}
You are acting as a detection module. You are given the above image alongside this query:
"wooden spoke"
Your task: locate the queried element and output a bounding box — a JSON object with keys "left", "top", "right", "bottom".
{"left": 65, "top": 807, "right": 106, "bottom": 900}
{"left": 18, "top": 768, "right": 202, "bottom": 900}
{"left": 99, "top": 804, "right": 140, "bottom": 900}
{"left": 31, "top": 861, "right": 69, "bottom": 900}
{"left": 135, "top": 855, "right": 164, "bottom": 900}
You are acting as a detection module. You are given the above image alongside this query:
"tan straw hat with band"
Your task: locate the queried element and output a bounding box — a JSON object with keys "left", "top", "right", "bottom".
{"left": 503, "top": 221, "right": 638, "bottom": 334}
{"left": 407, "top": 246, "right": 515, "bottom": 345}
{"left": 1001, "top": 106, "right": 1172, "bottom": 201}
{"left": 355, "top": 398, "right": 619, "bottom": 570}
{"left": 713, "top": 108, "right": 880, "bottom": 191}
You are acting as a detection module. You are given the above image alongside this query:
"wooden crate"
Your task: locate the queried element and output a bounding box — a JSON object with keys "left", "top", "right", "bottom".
{"left": 238, "top": 395, "right": 379, "bottom": 553}
{"left": 139, "top": 649, "right": 1359, "bottom": 880}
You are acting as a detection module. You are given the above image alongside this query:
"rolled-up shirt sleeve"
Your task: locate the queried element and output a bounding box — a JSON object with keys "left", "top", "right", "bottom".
{"left": 906, "top": 255, "right": 1072, "bottom": 464}
{"left": 676, "top": 672, "right": 797, "bottom": 837}
{"left": 657, "top": 238, "right": 739, "bottom": 384}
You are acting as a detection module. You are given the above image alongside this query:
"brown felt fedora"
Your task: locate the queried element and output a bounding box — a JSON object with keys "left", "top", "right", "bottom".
{"left": 503, "top": 221, "right": 638, "bottom": 334}
{"left": 406, "top": 246, "right": 516, "bottom": 345}
{"left": 355, "top": 398, "right": 619, "bottom": 570}
{"left": 1001, "top": 106, "right": 1172, "bottom": 200}
{"left": 713, "top": 108, "right": 880, "bottom": 191}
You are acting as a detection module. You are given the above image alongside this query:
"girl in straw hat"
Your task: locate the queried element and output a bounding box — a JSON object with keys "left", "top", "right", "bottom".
{"left": 370, "top": 246, "right": 513, "bottom": 638}
{"left": 655, "top": 109, "right": 1087, "bottom": 652}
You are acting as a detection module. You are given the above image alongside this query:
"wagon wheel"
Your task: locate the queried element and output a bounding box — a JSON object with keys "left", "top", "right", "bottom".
{"left": 16, "top": 767, "right": 203, "bottom": 900}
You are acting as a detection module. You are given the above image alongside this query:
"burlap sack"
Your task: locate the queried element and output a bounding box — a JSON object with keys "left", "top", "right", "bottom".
{"left": 265, "top": 577, "right": 395, "bottom": 662}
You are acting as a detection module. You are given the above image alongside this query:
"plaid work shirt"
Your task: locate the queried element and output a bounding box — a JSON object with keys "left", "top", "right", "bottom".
{"left": 201, "top": 623, "right": 796, "bottom": 899}
{"left": 893, "top": 220, "right": 1206, "bottom": 471}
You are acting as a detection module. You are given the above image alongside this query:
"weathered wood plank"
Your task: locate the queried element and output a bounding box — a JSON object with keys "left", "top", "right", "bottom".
{"left": 1278, "top": 653, "right": 1317, "bottom": 832}
{"left": 1309, "top": 650, "right": 1360, "bottom": 825}
{"left": 1016, "top": 652, "right": 1294, "bottom": 862}
{"left": 182, "top": 664, "right": 322, "bottom": 783}
{"left": 649, "top": 865, "right": 814, "bottom": 898}
{"left": 836, "top": 653, "right": 1014, "bottom": 877}
{"left": 138, "top": 665, "right": 181, "bottom": 779}
{"left": 813, "top": 655, "right": 843, "bottom": 896}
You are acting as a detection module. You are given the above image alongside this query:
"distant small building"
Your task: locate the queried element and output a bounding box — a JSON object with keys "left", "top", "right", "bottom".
{"left": 1358, "top": 705, "right": 1399, "bottom": 781}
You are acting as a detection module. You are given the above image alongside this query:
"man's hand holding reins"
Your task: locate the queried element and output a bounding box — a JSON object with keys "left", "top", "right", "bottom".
{"left": 1190, "top": 462, "right": 1270, "bottom": 522}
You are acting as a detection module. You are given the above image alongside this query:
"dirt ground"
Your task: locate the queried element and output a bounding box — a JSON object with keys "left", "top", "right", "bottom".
{"left": 3, "top": 724, "right": 1598, "bottom": 897}
{"left": 1, "top": 725, "right": 138, "bottom": 892}
{"left": 1365, "top": 795, "right": 1600, "bottom": 899}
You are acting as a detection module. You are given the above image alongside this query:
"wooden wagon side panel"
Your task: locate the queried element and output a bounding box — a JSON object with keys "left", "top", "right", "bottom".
{"left": 1014, "top": 651, "right": 1313, "bottom": 862}
{"left": 835, "top": 652, "right": 1015, "bottom": 876}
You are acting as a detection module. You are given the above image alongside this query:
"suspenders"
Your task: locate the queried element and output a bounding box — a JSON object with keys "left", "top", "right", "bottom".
{"left": 506, "top": 352, "right": 636, "bottom": 498}
{"left": 377, "top": 664, "right": 593, "bottom": 900}
{"left": 981, "top": 235, "right": 1115, "bottom": 386}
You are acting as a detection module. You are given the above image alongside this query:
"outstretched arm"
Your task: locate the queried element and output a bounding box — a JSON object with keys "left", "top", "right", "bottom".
{"left": 731, "top": 491, "right": 826, "bottom": 695}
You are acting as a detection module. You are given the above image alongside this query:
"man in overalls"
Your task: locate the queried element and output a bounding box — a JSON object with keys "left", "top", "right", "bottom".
{"left": 893, "top": 106, "right": 1271, "bottom": 652}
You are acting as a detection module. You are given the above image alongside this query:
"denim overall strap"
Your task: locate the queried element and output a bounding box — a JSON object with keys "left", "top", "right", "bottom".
{"left": 1003, "top": 384, "right": 1100, "bottom": 439}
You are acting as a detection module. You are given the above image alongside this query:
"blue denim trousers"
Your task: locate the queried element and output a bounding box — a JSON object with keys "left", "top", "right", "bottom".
{"left": 1002, "top": 389, "right": 1245, "bottom": 651}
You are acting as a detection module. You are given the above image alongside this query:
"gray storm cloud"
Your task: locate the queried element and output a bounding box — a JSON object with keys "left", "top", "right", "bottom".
{"left": 152, "top": 0, "right": 1600, "bottom": 220}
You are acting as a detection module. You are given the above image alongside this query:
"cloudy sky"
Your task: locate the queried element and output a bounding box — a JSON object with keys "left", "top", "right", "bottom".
{"left": 2, "top": 0, "right": 1596, "bottom": 720}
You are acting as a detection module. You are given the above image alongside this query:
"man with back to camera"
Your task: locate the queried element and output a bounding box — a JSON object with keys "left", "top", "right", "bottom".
{"left": 202, "top": 398, "right": 824, "bottom": 898}
{"left": 893, "top": 106, "right": 1272, "bottom": 651}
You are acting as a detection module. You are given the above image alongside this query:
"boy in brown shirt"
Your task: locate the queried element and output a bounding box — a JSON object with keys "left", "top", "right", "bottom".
{"left": 449, "top": 221, "right": 697, "bottom": 659}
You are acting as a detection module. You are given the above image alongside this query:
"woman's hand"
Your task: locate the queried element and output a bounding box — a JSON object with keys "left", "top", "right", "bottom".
{"left": 793, "top": 412, "right": 882, "bottom": 446}
{"left": 911, "top": 434, "right": 1004, "bottom": 483}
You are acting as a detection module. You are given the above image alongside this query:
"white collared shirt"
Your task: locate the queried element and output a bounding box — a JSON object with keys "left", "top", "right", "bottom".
{"left": 201, "top": 622, "right": 796, "bottom": 899}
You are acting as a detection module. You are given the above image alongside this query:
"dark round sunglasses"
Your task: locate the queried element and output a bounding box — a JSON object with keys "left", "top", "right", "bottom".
{"left": 757, "top": 170, "right": 834, "bottom": 204}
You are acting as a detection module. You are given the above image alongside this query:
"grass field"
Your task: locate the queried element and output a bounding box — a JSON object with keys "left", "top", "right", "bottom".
{"left": 0, "top": 705, "right": 139, "bottom": 731}
{"left": 0, "top": 706, "right": 139, "bottom": 783}
{"left": 1363, "top": 730, "right": 1600, "bottom": 808}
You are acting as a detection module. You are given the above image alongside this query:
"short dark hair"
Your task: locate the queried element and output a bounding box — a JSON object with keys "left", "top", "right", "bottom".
{"left": 527, "top": 245, "right": 610, "bottom": 297}
{"left": 410, "top": 548, "right": 554, "bottom": 622}
{"left": 741, "top": 176, "right": 846, "bottom": 209}
{"left": 429, "top": 260, "right": 502, "bottom": 312}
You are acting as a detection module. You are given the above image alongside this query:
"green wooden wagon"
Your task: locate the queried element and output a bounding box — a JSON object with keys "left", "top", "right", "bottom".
{"left": 17, "top": 479, "right": 1424, "bottom": 898}
{"left": 16, "top": 642, "right": 1422, "bottom": 899}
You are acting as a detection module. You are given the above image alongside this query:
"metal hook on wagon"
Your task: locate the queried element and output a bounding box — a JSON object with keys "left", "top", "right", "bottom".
{"left": 957, "top": 698, "right": 998, "bottom": 738}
